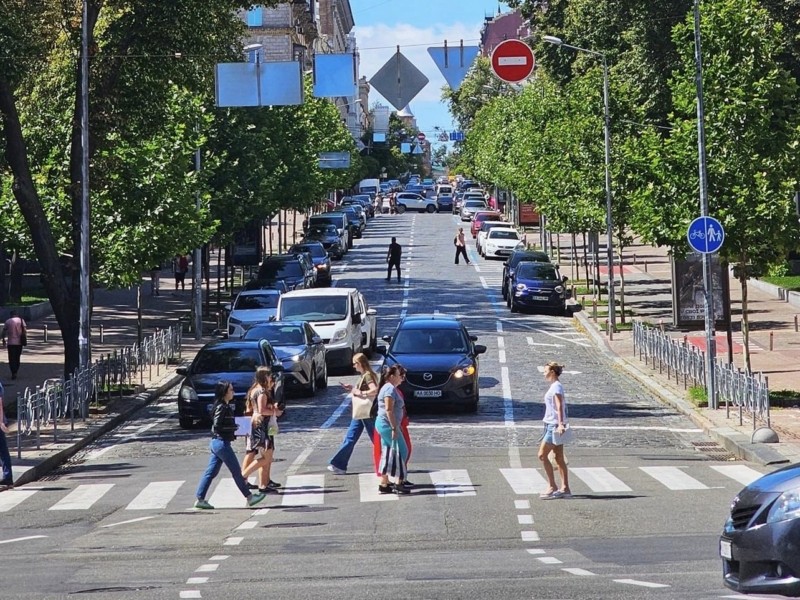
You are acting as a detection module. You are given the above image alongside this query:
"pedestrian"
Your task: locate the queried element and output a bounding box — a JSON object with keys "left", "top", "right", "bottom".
{"left": 375, "top": 365, "right": 410, "bottom": 495}
{"left": 538, "top": 362, "right": 572, "bottom": 499}
{"left": 149, "top": 264, "right": 161, "bottom": 296}
{"left": 241, "top": 367, "right": 283, "bottom": 494}
{"left": 193, "top": 381, "right": 266, "bottom": 509}
{"left": 327, "top": 352, "right": 380, "bottom": 475}
{"left": 0, "top": 381, "right": 13, "bottom": 489}
{"left": 386, "top": 236, "right": 402, "bottom": 283}
{"left": 173, "top": 254, "right": 189, "bottom": 291}
{"left": 2, "top": 310, "right": 27, "bottom": 380}
{"left": 454, "top": 227, "right": 471, "bottom": 265}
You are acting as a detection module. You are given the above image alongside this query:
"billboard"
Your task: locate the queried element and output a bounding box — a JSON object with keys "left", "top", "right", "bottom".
{"left": 672, "top": 252, "right": 730, "bottom": 327}
{"left": 518, "top": 203, "right": 541, "bottom": 226}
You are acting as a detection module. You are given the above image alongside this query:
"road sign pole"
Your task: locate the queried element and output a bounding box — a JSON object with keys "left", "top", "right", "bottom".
{"left": 693, "top": 0, "right": 716, "bottom": 408}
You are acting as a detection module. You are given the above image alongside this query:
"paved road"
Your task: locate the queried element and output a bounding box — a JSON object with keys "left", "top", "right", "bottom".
{"left": 0, "top": 212, "right": 758, "bottom": 600}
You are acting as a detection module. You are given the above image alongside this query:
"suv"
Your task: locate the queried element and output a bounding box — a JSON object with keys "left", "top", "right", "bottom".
{"left": 245, "top": 254, "right": 315, "bottom": 291}
{"left": 309, "top": 212, "right": 351, "bottom": 251}
{"left": 507, "top": 261, "right": 570, "bottom": 315}
{"left": 289, "top": 241, "right": 332, "bottom": 286}
{"left": 501, "top": 249, "right": 551, "bottom": 300}
{"left": 395, "top": 192, "right": 438, "bottom": 213}
{"left": 303, "top": 223, "right": 345, "bottom": 259}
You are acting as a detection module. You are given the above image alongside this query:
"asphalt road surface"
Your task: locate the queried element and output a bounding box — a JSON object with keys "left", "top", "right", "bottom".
{"left": 0, "top": 212, "right": 763, "bottom": 600}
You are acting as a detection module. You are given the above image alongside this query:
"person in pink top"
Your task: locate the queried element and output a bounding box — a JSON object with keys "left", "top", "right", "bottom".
{"left": 2, "top": 311, "right": 27, "bottom": 380}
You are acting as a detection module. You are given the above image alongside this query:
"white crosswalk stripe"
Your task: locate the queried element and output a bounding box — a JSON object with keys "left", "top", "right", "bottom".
{"left": 501, "top": 468, "right": 549, "bottom": 494}
{"left": 0, "top": 489, "right": 38, "bottom": 512}
{"left": 571, "top": 468, "right": 633, "bottom": 493}
{"left": 711, "top": 465, "right": 763, "bottom": 486}
{"left": 281, "top": 474, "right": 325, "bottom": 506}
{"left": 359, "top": 473, "right": 397, "bottom": 502}
{"left": 429, "top": 469, "right": 476, "bottom": 497}
{"left": 207, "top": 478, "right": 246, "bottom": 509}
{"left": 126, "top": 481, "right": 184, "bottom": 510}
{"left": 50, "top": 484, "right": 114, "bottom": 510}
{"left": 639, "top": 467, "right": 708, "bottom": 490}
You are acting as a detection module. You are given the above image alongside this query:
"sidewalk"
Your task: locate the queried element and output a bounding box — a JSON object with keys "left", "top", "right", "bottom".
{"left": 557, "top": 235, "right": 800, "bottom": 466}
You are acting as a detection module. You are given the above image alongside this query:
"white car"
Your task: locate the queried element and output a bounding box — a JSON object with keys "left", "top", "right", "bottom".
{"left": 395, "top": 192, "right": 438, "bottom": 214}
{"left": 477, "top": 221, "right": 514, "bottom": 256}
{"left": 227, "top": 289, "right": 282, "bottom": 337}
{"left": 483, "top": 227, "right": 521, "bottom": 259}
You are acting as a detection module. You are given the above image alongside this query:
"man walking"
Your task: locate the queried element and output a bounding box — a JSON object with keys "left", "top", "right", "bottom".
{"left": 386, "top": 237, "right": 402, "bottom": 283}
{"left": 454, "top": 227, "right": 471, "bottom": 265}
{"left": 2, "top": 310, "right": 26, "bottom": 380}
{"left": 0, "top": 381, "right": 13, "bottom": 489}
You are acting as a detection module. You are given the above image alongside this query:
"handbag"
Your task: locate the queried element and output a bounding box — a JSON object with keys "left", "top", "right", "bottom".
{"left": 20, "top": 330, "right": 27, "bottom": 347}
{"left": 552, "top": 424, "right": 575, "bottom": 445}
{"left": 267, "top": 414, "right": 279, "bottom": 436}
{"left": 352, "top": 393, "right": 373, "bottom": 420}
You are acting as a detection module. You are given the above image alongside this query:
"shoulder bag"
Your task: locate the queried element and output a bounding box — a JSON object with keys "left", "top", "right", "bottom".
{"left": 552, "top": 424, "right": 575, "bottom": 446}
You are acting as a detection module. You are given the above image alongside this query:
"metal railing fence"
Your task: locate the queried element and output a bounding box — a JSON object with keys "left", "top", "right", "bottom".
{"left": 16, "top": 325, "right": 182, "bottom": 456}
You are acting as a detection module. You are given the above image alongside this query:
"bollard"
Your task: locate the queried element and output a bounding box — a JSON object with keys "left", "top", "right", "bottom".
{"left": 683, "top": 335, "right": 688, "bottom": 346}
{"left": 659, "top": 319, "right": 665, "bottom": 333}
{"left": 632, "top": 253, "right": 637, "bottom": 265}
{"left": 795, "top": 314, "right": 798, "bottom": 333}
{"left": 43, "top": 324, "right": 48, "bottom": 343}
{"left": 770, "top": 331, "right": 774, "bottom": 351}
{"left": 605, "top": 318, "right": 609, "bottom": 336}
{"left": 99, "top": 324, "right": 104, "bottom": 344}
{"left": 592, "top": 299, "right": 597, "bottom": 323}
{"left": 644, "top": 260, "right": 648, "bottom": 273}
{"left": 609, "top": 321, "right": 614, "bottom": 341}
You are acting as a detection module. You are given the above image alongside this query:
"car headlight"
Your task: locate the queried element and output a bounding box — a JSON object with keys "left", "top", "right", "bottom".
{"left": 316, "top": 264, "right": 329, "bottom": 270}
{"left": 331, "top": 328, "right": 347, "bottom": 342}
{"left": 453, "top": 364, "right": 476, "bottom": 378}
{"left": 291, "top": 354, "right": 302, "bottom": 362}
{"left": 554, "top": 285, "right": 564, "bottom": 293}
{"left": 767, "top": 488, "right": 800, "bottom": 524}
{"left": 180, "top": 386, "right": 198, "bottom": 401}
{"left": 516, "top": 283, "right": 527, "bottom": 291}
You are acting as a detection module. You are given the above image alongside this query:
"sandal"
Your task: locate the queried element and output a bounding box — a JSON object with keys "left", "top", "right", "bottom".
{"left": 539, "top": 488, "right": 557, "bottom": 499}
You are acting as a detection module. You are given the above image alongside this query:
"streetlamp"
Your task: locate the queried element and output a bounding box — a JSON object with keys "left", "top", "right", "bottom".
{"left": 543, "top": 35, "right": 616, "bottom": 333}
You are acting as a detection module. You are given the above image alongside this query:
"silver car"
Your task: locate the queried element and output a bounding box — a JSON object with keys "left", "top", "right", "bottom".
{"left": 460, "top": 199, "right": 488, "bottom": 221}
{"left": 227, "top": 289, "right": 282, "bottom": 337}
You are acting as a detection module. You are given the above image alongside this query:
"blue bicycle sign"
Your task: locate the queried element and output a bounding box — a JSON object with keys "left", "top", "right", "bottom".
{"left": 687, "top": 216, "right": 724, "bottom": 254}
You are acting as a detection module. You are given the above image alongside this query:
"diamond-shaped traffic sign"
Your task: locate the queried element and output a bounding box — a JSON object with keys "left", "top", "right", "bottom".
{"left": 427, "top": 43, "right": 479, "bottom": 91}
{"left": 369, "top": 50, "right": 429, "bottom": 111}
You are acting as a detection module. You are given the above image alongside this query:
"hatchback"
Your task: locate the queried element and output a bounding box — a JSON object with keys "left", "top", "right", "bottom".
{"left": 507, "top": 262, "right": 570, "bottom": 315}
{"left": 226, "top": 289, "right": 281, "bottom": 337}
{"left": 470, "top": 211, "right": 502, "bottom": 238}
{"left": 460, "top": 199, "right": 488, "bottom": 221}
{"left": 502, "top": 250, "right": 551, "bottom": 299}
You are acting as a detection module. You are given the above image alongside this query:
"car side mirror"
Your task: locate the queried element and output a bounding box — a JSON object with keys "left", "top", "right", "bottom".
{"left": 562, "top": 276, "right": 569, "bottom": 283}
{"left": 176, "top": 366, "right": 188, "bottom": 376}
{"left": 366, "top": 308, "right": 377, "bottom": 316}
{"left": 312, "top": 336, "right": 323, "bottom": 345}
{"left": 474, "top": 344, "right": 487, "bottom": 355}
{"left": 272, "top": 364, "right": 284, "bottom": 373}
{"left": 375, "top": 345, "right": 387, "bottom": 356}
{"left": 469, "top": 335, "right": 478, "bottom": 342}
{"left": 382, "top": 335, "right": 392, "bottom": 343}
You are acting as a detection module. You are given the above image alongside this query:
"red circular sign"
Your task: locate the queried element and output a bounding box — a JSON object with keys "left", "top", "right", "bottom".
{"left": 491, "top": 39, "right": 535, "bottom": 83}
{"left": 417, "top": 132, "right": 426, "bottom": 141}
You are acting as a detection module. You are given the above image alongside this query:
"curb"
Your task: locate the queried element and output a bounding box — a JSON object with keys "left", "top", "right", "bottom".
{"left": 13, "top": 372, "right": 184, "bottom": 487}
{"left": 573, "top": 311, "right": 790, "bottom": 467}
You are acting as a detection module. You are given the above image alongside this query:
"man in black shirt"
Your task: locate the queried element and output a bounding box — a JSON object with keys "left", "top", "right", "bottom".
{"left": 386, "top": 237, "right": 402, "bottom": 283}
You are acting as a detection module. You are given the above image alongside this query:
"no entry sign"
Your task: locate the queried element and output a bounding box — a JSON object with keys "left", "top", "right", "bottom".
{"left": 491, "top": 39, "right": 535, "bottom": 83}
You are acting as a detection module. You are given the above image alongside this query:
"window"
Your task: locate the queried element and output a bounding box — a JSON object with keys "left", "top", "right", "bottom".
{"left": 280, "top": 297, "right": 348, "bottom": 321}
{"left": 234, "top": 293, "right": 280, "bottom": 310}
{"left": 246, "top": 6, "right": 263, "bottom": 27}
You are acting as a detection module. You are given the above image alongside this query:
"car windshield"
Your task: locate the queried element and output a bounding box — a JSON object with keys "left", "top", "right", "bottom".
{"left": 391, "top": 328, "right": 468, "bottom": 354}
{"left": 489, "top": 230, "right": 520, "bottom": 240}
{"left": 244, "top": 324, "right": 305, "bottom": 345}
{"left": 307, "top": 225, "right": 337, "bottom": 236}
{"left": 293, "top": 244, "right": 326, "bottom": 258}
{"left": 310, "top": 216, "right": 342, "bottom": 228}
{"left": 517, "top": 263, "right": 559, "bottom": 280}
{"left": 465, "top": 200, "right": 486, "bottom": 208}
{"left": 234, "top": 293, "right": 279, "bottom": 310}
{"left": 280, "top": 296, "right": 348, "bottom": 321}
{"left": 477, "top": 214, "right": 500, "bottom": 223}
{"left": 258, "top": 260, "right": 302, "bottom": 279}
{"left": 193, "top": 347, "right": 262, "bottom": 374}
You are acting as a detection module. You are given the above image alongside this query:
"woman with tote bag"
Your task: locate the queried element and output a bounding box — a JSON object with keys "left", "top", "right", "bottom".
{"left": 538, "top": 362, "right": 572, "bottom": 499}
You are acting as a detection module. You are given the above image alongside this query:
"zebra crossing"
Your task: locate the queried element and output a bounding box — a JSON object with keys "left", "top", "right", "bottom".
{"left": 0, "top": 463, "right": 763, "bottom": 513}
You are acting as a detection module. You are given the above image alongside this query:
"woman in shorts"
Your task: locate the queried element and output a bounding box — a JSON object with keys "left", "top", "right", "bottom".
{"left": 242, "top": 367, "right": 282, "bottom": 494}
{"left": 538, "top": 362, "right": 571, "bottom": 499}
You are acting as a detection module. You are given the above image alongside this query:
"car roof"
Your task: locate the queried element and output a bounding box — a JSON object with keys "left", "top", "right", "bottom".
{"left": 511, "top": 250, "right": 551, "bottom": 261}
{"left": 237, "top": 289, "right": 281, "bottom": 297}
{"left": 249, "top": 319, "right": 306, "bottom": 328}
{"left": 200, "top": 339, "right": 266, "bottom": 350}
{"left": 262, "top": 253, "right": 300, "bottom": 262}
{"left": 281, "top": 287, "right": 358, "bottom": 298}
{"left": 399, "top": 314, "right": 463, "bottom": 329}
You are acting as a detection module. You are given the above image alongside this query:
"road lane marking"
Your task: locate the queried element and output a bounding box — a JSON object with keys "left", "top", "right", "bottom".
{"left": 711, "top": 465, "right": 763, "bottom": 486}
{"left": 223, "top": 537, "right": 242, "bottom": 546}
{"left": 480, "top": 277, "right": 489, "bottom": 289}
{"left": 101, "top": 516, "right": 155, "bottom": 528}
{"left": 537, "top": 556, "right": 562, "bottom": 564}
{"left": 640, "top": 466, "right": 709, "bottom": 490}
{"left": 501, "top": 468, "right": 549, "bottom": 494}
{"left": 281, "top": 474, "right": 325, "bottom": 506}
{"left": 195, "top": 564, "right": 218, "bottom": 572}
{"left": 571, "top": 468, "right": 632, "bottom": 493}
{"left": 359, "top": 473, "right": 397, "bottom": 502}
{"left": 526, "top": 336, "right": 564, "bottom": 348}
{"left": 526, "top": 549, "right": 546, "bottom": 555}
{"left": 236, "top": 521, "right": 258, "bottom": 530}
{"left": 501, "top": 366, "right": 520, "bottom": 468}
{"left": 0, "top": 535, "right": 48, "bottom": 545}
{"left": 186, "top": 578, "right": 208, "bottom": 584}
{"left": 179, "top": 592, "right": 201, "bottom": 599}
{"left": 0, "top": 489, "right": 38, "bottom": 512}
{"left": 514, "top": 500, "right": 530, "bottom": 509}
{"left": 126, "top": 481, "right": 183, "bottom": 510}
{"left": 207, "top": 478, "right": 244, "bottom": 509}
{"left": 562, "top": 568, "right": 596, "bottom": 576}
{"left": 521, "top": 531, "right": 540, "bottom": 542}
{"left": 50, "top": 484, "right": 114, "bottom": 510}
{"left": 518, "top": 515, "right": 534, "bottom": 525}
{"left": 613, "top": 579, "right": 669, "bottom": 588}
{"left": 429, "top": 470, "right": 476, "bottom": 497}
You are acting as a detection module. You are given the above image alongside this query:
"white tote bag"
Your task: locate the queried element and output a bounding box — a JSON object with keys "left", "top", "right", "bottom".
{"left": 552, "top": 424, "right": 575, "bottom": 445}
{"left": 352, "top": 393, "right": 373, "bottom": 420}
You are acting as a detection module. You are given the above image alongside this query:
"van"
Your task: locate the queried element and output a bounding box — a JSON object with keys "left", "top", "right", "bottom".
{"left": 275, "top": 288, "right": 377, "bottom": 369}
{"left": 358, "top": 178, "right": 380, "bottom": 199}
{"left": 434, "top": 184, "right": 453, "bottom": 198}
{"left": 308, "top": 212, "right": 351, "bottom": 251}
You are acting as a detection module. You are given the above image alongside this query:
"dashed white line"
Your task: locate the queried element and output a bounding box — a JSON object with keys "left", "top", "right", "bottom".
{"left": 562, "top": 568, "right": 596, "bottom": 576}
{"left": 195, "top": 564, "right": 218, "bottom": 573}
{"left": 517, "top": 515, "right": 534, "bottom": 525}
{"left": 521, "top": 531, "right": 540, "bottom": 542}
{"left": 526, "top": 548, "right": 546, "bottom": 555}
{"left": 179, "top": 592, "right": 201, "bottom": 599}
{"left": 236, "top": 521, "right": 258, "bottom": 530}
{"left": 537, "top": 556, "right": 562, "bottom": 564}
{"left": 186, "top": 578, "right": 208, "bottom": 585}
{"left": 613, "top": 579, "right": 670, "bottom": 588}
{"left": 0, "top": 535, "right": 48, "bottom": 545}
{"left": 514, "top": 500, "right": 530, "bottom": 510}
{"left": 223, "top": 537, "right": 243, "bottom": 546}
{"left": 100, "top": 516, "right": 155, "bottom": 528}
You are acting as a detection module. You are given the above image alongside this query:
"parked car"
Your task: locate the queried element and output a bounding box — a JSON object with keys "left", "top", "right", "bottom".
{"left": 350, "top": 194, "right": 374, "bottom": 218}
{"left": 720, "top": 462, "right": 800, "bottom": 597}
{"left": 226, "top": 289, "right": 281, "bottom": 337}
{"left": 176, "top": 339, "right": 284, "bottom": 429}
{"left": 245, "top": 254, "right": 315, "bottom": 291}
{"left": 303, "top": 223, "right": 345, "bottom": 260}
{"left": 422, "top": 178, "right": 435, "bottom": 192}
{"left": 482, "top": 227, "right": 521, "bottom": 259}
{"left": 288, "top": 241, "right": 332, "bottom": 287}
{"left": 308, "top": 212, "right": 351, "bottom": 251}
{"left": 395, "top": 192, "right": 438, "bottom": 214}
{"left": 502, "top": 249, "right": 551, "bottom": 299}
{"left": 338, "top": 206, "right": 364, "bottom": 239}
{"left": 470, "top": 211, "right": 502, "bottom": 238}
{"left": 379, "top": 314, "right": 486, "bottom": 412}
{"left": 460, "top": 199, "right": 488, "bottom": 221}
{"left": 507, "top": 261, "right": 570, "bottom": 315}
{"left": 436, "top": 193, "right": 454, "bottom": 212}
{"left": 477, "top": 220, "right": 514, "bottom": 256}
{"left": 244, "top": 321, "right": 327, "bottom": 396}
{"left": 340, "top": 201, "right": 367, "bottom": 228}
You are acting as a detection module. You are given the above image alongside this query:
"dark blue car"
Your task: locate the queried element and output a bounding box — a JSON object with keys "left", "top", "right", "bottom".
{"left": 289, "top": 241, "right": 332, "bottom": 286}
{"left": 507, "top": 261, "right": 570, "bottom": 315}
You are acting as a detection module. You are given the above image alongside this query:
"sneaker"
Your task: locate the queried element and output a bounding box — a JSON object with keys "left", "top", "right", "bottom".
{"left": 378, "top": 483, "right": 393, "bottom": 494}
{"left": 393, "top": 483, "right": 410, "bottom": 495}
{"left": 194, "top": 499, "right": 214, "bottom": 510}
{"left": 327, "top": 465, "right": 346, "bottom": 475}
{"left": 267, "top": 480, "right": 281, "bottom": 489}
{"left": 247, "top": 492, "right": 266, "bottom": 507}
{"left": 247, "top": 482, "right": 258, "bottom": 490}
{"left": 399, "top": 479, "right": 413, "bottom": 488}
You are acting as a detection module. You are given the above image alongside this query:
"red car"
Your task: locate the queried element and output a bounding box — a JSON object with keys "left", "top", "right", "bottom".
{"left": 471, "top": 211, "right": 502, "bottom": 238}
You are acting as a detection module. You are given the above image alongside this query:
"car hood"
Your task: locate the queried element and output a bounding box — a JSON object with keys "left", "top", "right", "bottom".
{"left": 516, "top": 277, "right": 562, "bottom": 290}
{"left": 742, "top": 463, "right": 800, "bottom": 493}
{"left": 307, "top": 234, "right": 339, "bottom": 244}
{"left": 387, "top": 352, "right": 470, "bottom": 371}
{"left": 183, "top": 372, "right": 257, "bottom": 399}
{"left": 273, "top": 345, "right": 307, "bottom": 361}
{"left": 230, "top": 308, "right": 277, "bottom": 324}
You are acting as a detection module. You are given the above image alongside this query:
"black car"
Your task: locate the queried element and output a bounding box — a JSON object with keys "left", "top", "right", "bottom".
{"left": 502, "top": 249, "right": 551, "bottom": 300}
{"left": 338, "top": 206, "right": 364, "bottom": 238}
{"left": 380, "top": 315, "right": 486, "bottom": 412}
{"left": 289, "top": 241, "right": 332, "bottom": 287}
{"left": 245, "top": 254, "right": 315, "bottom": 291}
{"left": 720, "top": 462, "right": 800, "bottom": 596}
{"left": 244, "top": 321, "right": 328, "bottom": 396}
{"left": 176, "top": 339, "right": 284, "bottom": 429}
{"left": 507, "top": 261, "right": 570, "bottom": 315}
{"left": 304, "top": 224, "right": 345, "bottom": 259}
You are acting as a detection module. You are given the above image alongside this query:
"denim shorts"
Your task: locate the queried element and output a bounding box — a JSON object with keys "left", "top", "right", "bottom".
{"left": 541, "top": 423, "right": 560, "bottom": 445}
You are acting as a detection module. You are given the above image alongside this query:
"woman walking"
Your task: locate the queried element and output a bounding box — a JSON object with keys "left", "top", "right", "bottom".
{"left": 454, "top": 227, "right": 471, "bottom": 265}
{"left": 538, "top": 362, "right": 571, "bottom": 499}
{"left": 242, "top": 367, "right": 283, "bottom": 494}
{"left": 194, "top": 381, "right": 266, "bottom": 509}
{"left": 328, "top": 353, "right": 379, "bottom": 475}
{"left": 375, "top": 365, "right": 410, "bottom": 495}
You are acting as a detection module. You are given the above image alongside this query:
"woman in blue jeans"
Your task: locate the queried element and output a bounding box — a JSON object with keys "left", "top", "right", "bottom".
{"left": 328, "top": 353, "right": 379, "bottom": 475}
{"left": 194, "top": 381, "right": 266, "bottom": 510}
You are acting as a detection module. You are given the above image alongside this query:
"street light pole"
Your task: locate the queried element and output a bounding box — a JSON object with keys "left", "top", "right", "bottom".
{"left": 543, "top": 35, "right": 616, "bottom": 332}
{"left": 79, "top": 0, "right": 91, "bottom": 371}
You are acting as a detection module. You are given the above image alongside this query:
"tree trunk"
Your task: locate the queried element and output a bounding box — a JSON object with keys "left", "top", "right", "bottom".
{"left": 0, "top": 243, "right": 6, "bottom": 306}
{"left": 8, "top": 251, "right": 24, "bottom": 304}
{"left": 582, "top": 232, "right": 589, "bottom": 287}
{"left": 617, "top": 244, "right": 626, "bottom": 324}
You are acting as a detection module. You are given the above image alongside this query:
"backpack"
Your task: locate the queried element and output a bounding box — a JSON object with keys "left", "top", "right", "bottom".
{"left": 453, "top": 236, "right": 457, "bottom": 246}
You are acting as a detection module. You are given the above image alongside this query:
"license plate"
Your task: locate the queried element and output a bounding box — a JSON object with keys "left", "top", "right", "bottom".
{"left": 415, "top": 390, "right": 442, "bottom": 398}
{"left": 531, "top": 296, "right": 549, "bottom": 301}
{"left": 720, "top": 539, "right": 732, "bottom": 560}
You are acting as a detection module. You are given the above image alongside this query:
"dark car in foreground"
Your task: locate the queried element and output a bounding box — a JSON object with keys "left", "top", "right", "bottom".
{"left": 289, "top": 241, "right": 332, "bottom": 286}
{"left": 507, "top": 262, "right": 570, "bottom": 315}
{"left": 720, "top": 463, "right": 800, "bottom": 597}
{"left": 176, "top": 339, "right": 284, "bottom": 429}
{"left": 379, "top": 314, "right": 486, "bottom": 412}
{"left": 244, "top": 321, "right": 328, "bottom": 396}
{"left": 502, "top": 249, "right": 551, "bottom": 300}
{"left": 303, "top": 224, "right": 345, "bottom": 259}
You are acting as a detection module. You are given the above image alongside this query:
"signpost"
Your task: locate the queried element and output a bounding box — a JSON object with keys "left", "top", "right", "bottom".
{"left": 687, "top": 216, "right": 724, "bottom": 254}
{"left": 490, "top": 39, "right": 535, "bottom": 83}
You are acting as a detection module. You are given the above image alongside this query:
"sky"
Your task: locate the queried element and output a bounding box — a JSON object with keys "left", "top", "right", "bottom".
{"left": 351, "top": 0, "right": 512, "bottom": 141}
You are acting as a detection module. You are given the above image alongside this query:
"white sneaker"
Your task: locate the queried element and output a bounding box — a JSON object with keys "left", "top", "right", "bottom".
{"left": 327, "top": 465, "right": 346, "bottom": 475}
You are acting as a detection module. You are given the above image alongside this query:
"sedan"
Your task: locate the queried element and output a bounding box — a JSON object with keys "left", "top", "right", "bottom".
{"left": 460, "top": 199, "right": 488, "bottom": 221}
{"left": 507, "top": 261, "right": 570, "bottom": 315}
{"left": 176, "top": 339, "right": 284, "bottom": 429}
{"left": 303, "top": 224, "right": 345, "bottom": 260}
{"left": 227, "top": 289, "right": 281, "bottom": 337}
{"left": 244, "top": 321, "right": 328, "bottom": 396}
{"left": 483, "top": 227, "right": 521, "bottom": 259}
{"left": 435, "top": 193, "right": 454, "bottom": 212}
{"left": 379, "top": 314, "right": 486, "bottom": 412}
{"left": 289, "top": 241, "right": 332, "bottom": 287}
{"left": 721, "top": 462, "right": 800, "bottom": 596}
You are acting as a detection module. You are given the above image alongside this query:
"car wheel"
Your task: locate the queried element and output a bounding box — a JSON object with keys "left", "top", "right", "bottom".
{"left": 510, "top": 295, "right": 519, "bottom": 313}
{"left": 316, "top": 360, "right": 328, "bottom": 389}
{"left": 464, "top": 396, "right": 479, "bottom": 413}
{"left": 426, "top": 204, "right": 436, "bottom": 213}
{"left": 179, "top": 416, "right": 193, "bottom": 430}
{"left": 506, "top": 291, "right": 511, "bottom": 308}
{"left": 396, "top": 204, "right": 407, "bottom": 214}
{"left": 305, "top": 365, "right": 317, "bottom": 397}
